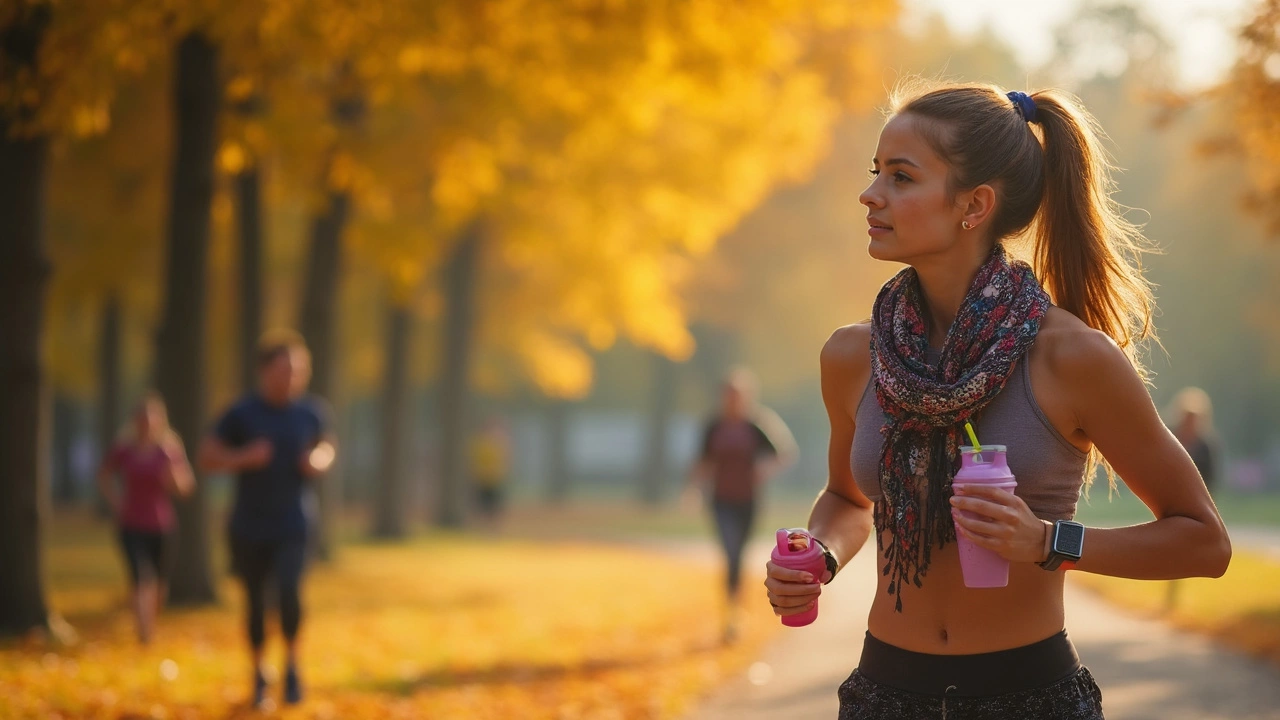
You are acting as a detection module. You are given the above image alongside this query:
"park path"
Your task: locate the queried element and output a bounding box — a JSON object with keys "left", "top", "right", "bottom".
{"left": 1230, "top": 525, "right": 1280, "bottom": 562}
{"left": 675, "top": 535, "right": 1280, "bottom": 720}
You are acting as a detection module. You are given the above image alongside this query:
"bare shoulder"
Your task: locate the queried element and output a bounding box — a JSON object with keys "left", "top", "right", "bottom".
{"left": 821, "top": 322, "right": 872, "bottom": 381}
{"left": 1036, "top": 307, "right": 1135, "bottom": 388}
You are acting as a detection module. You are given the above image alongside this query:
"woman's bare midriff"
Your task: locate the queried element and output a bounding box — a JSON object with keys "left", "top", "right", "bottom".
{"left": 864, "top": 536, "right": 1067, "bottom": 654}
{"left": 840, "top": 309, "right": 1087, "bottom": 655}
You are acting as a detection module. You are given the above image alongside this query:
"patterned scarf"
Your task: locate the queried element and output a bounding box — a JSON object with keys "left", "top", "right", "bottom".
{"left": 870, "top": 246, "right": 1050, "bottom": 611}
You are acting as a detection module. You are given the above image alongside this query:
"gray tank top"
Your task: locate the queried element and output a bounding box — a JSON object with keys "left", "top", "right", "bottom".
{"left": 851, "top": 356, "right": 1088, "bottom": 520}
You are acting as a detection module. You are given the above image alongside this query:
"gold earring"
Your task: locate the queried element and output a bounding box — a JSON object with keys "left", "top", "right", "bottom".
{"left": 962, "top": 221, "right": 972, "bottom": 230}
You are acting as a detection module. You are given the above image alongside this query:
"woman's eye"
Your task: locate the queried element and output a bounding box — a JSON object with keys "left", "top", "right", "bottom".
{"left": 894, "top": 172, "right": 911, "bottom": 183}
{"left": 867, "top": 168, "right": 879, "bottom": 178}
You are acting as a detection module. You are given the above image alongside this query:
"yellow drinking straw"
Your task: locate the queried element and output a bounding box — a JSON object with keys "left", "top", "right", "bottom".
{"left": 963, "top": 421, "right": 982, "bottom": 452}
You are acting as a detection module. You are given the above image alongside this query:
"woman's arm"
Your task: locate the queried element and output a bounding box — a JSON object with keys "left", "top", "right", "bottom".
{"left": 162, "top": 436, "right": 196, "bottom": 497}
{"left": 807, "top": 325, "right": 876, "bottom": 568}
{"left": 755, "top": 407, "right": 800, "bottom": 481}
{"left": 952, "top": 329, "right": 1231, "bottom": 579}
{"left": 766, "top": 325, "right": 875, "bottom": 617}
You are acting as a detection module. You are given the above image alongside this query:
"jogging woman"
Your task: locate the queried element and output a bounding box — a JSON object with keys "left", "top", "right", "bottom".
{"left": 96, "top": 393, "right": 194, "bottom": 644}
{"left": 763, "top": 82, "right": 1231, "bottom": 718}
{"left": 690, "top": 367, "right": 797, "bottom": 642}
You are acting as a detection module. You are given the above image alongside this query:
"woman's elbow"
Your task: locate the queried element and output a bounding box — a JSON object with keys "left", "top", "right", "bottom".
{"left": 1210, "top": 534, "right": 1232, "bottom": 578}
{"left": 1200, "top": 525, "right": 1232, "bottom": 579}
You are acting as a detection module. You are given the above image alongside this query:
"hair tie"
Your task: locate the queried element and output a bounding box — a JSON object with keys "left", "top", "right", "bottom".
{"left": 1006, "top": 91, "right": 1037, "bottom": 123}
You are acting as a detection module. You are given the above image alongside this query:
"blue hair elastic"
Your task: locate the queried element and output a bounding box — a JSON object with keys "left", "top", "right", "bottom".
{"left": 1006, "top": 91, "right": 1037, "bottom": 123}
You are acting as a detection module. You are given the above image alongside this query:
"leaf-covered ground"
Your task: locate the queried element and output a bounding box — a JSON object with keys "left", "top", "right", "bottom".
{"left": 2, "top": 517, "right": 778, "bottom": 719}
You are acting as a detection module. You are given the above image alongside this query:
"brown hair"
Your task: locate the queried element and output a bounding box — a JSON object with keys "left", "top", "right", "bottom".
{"left": 889, "top": 80, "right": 1158, "bottom": 486}
{"left": 256, "top": 328, "right": 310, "bottom": 368}
{"left": 121, "top": 390, "right": 182, "bottom": 447}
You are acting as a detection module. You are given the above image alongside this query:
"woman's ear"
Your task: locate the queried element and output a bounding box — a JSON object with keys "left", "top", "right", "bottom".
{"left": 960, "top": 184, "right": 997, "bottom": 232}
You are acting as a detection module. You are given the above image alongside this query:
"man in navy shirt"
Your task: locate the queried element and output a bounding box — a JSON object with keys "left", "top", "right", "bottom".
{"left": 199, "top": 329, "right": 335, "bottom": 708}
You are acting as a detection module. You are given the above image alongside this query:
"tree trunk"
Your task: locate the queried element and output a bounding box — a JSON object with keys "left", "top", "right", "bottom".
{"left": 435, "top": 220, "right": 484, "bottom": 527}
{"left": 0, "top": 3, "right": 52, "bottom": 638}
{"left": 545, "top": 401, "right": 571, "bottom": 503}
{"left": 298, "top": 188, "right": 349, "bottom": 559}
{"left": 156, "top": 32, "right": 219, "bottom": 606}
{"left": 235, "top": 166, "right": 263, "bottom": 392}
{"left": 371, "top": 303, "right": 410, "bottom": 538}
{"left": 639, "top": 353, "right": 677, "bottom": 505}
{"left": 96, "top": 293, "right": 122, "bottom": 516}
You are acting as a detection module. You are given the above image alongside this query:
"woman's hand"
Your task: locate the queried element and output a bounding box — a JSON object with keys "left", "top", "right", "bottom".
{"left": 950, "top": 485, "right": 1052, "bottom": 563}
{"left": 763, "top": 561, "right": 822, "bottom": 618}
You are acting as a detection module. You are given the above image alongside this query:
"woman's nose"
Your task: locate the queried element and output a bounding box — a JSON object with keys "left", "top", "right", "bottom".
{"left": 859, "top": 182, "right": 882, "bottom": 209}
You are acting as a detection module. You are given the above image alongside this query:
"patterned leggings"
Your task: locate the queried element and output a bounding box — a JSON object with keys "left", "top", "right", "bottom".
{"left": 838, "top": 666, "right": 1104, "bottom": 719}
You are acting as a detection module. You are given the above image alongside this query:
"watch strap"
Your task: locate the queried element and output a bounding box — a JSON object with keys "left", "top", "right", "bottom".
{"left": 811, "top": 536, "right": 839, "bottom": 584}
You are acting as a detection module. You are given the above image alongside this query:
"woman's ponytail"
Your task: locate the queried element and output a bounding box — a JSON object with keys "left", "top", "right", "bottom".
{"left": 1029, "top": 91, "right": 1157, "bottom": 373}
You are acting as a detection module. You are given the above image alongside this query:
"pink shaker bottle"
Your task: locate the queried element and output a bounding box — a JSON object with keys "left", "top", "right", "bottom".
{"left": 771, "top": 528, "right": 830, "bottom": 627}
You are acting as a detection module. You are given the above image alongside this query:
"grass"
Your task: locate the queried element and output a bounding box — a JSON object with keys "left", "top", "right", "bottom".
{"left": 1, "top": 511, "right": 781, "bottom": 719}
{"left": 1074, "top": 487, "right": 1280, "bottom": 529}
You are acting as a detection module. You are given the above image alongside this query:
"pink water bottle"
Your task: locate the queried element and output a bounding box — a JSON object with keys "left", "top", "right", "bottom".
{"left": 771, "top": 528, "right": 831, "bottom": 627}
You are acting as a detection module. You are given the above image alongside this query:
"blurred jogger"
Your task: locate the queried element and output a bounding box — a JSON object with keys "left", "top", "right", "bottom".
{"left": 198, "top": 329, "right": 336, "bottom": 708}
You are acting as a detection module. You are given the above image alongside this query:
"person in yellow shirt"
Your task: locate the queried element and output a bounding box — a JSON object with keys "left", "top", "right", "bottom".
{"left": 471, "top": 415, "right": 511, "bottom": 527}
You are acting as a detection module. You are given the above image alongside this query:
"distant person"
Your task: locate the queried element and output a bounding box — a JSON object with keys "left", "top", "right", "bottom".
{"left": 470, "top": 415, "right": 511, "bottom": 528}
{"left": 763, "top": 82, "right": 1229, "bottom": 718}
{"left": 96, "top": 392, "right": 194, "bottom": 645}
{"left": 1169, "top": 387, "right": 1220, "bottom": 495}
{"left": 198, "top": 330, "right": 336, "bottom": 709}
{"left": 687, "top": 367, "right": 797, "bottom": 642}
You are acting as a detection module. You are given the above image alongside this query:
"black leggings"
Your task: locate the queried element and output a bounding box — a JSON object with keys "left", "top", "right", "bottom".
{"left": 839, "top": 631, "right": 1104, "bottom": 719}
{"left": 118, "top": 528, "right": 170, "bottom": 586}
{"left": 711, "top": 499, "right": 756, "bottom": 595}
{"left": 231, "top": 536, "right": 307, "bottom": 649}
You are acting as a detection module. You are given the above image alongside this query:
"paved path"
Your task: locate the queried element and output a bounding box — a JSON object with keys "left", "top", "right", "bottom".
{"left": 680, "top": 540, "right": 1280, "bottom": 720}
{"left": 1230, "top": 524, "right": 1280, "bottom": 562}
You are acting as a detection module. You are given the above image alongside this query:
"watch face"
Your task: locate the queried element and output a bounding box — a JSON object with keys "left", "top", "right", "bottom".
{"left": 1056, "top": 522, "right": 1086, "bottom": 558}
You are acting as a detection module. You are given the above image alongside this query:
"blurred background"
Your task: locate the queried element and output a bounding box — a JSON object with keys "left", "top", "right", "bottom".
{"left": 4, "top": 0, "right": 1280, "bottom": 718}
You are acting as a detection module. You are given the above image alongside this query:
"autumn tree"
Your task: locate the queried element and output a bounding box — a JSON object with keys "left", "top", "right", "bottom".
{"left": 0, "top": 2, "right": 54, "bottom": 637}
{"left": 1224, "top": 0, "right": 1280, "bottom": 237}
{"left": 0, "top": 0, "right": 172, "bottom": 635}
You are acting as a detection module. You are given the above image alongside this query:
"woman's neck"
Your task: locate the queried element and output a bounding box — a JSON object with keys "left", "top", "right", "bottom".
{"left": 913, "top": 245, "right": 992, "bottom": 347}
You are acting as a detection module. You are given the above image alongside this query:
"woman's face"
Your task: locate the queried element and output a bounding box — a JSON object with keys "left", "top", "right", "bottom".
{"left": 1178, "top": 411, "right": 1202, "bottom": 437}
{"left": 721, "top": 385, "right": 747, "bottom": 419}
{"left": 859, "top": 114, "right": 968, "bottom": 264}
{"left": 135, "top": 401, "right": 164, "bottom": 439}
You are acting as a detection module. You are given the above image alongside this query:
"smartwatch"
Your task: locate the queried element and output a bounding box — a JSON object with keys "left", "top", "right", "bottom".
{"left": 811, "top": 536, "right": 840, "bottom": 584}
{"left": 1038, "top": 520, "right": 1085, "bottom": 571}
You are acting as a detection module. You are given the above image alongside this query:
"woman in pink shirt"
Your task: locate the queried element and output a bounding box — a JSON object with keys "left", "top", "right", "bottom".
{"left": 96, "top": 393, "right": 194, "bottom": 644}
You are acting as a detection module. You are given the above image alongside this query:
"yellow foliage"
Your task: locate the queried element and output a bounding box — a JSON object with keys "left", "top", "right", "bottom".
{"left": 1, "top": 515, "right": 778, "bottom": 719}
{"left": 1223, "top": 0, "right": 1280, "bottom": 236}
{"left": 218, "top": 142, "right": 248, "bottom": 174}
{"left": 27, "top": 0, "right": 899, "bottom": 401}
{"left": 320, "top": 0, "right": 897, "bottom": 396}
{"left": 508, "top": 331, "right": 593, "bottom": 400}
